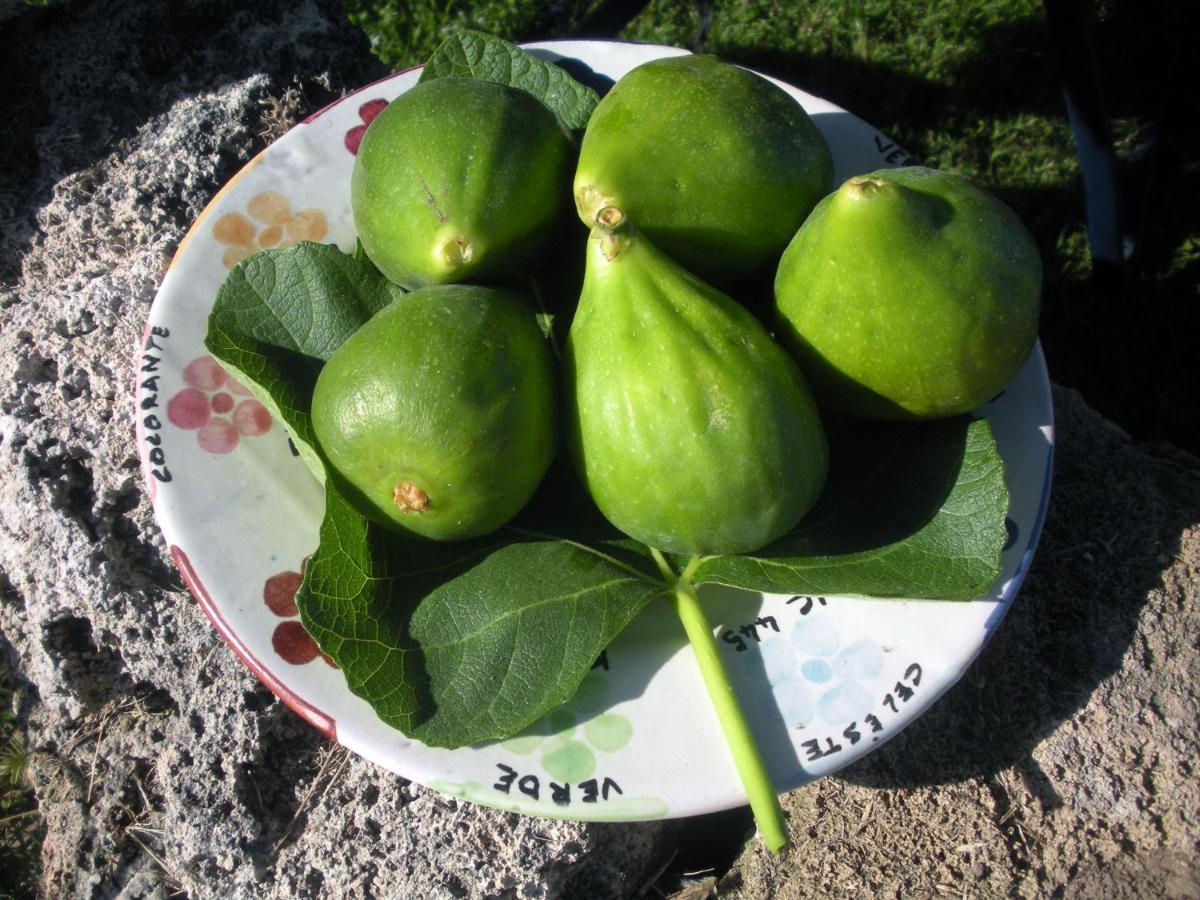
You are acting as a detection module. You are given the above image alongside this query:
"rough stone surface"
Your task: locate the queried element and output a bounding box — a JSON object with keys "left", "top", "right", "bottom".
{"left": 3, "top": 1, "right": 1199, "bottom": 899}
{"left": 0, "top": 1, "right": 670, "bottom": 897}
{"left": 726, "top": 387, "right": 1200, "bottom": 898}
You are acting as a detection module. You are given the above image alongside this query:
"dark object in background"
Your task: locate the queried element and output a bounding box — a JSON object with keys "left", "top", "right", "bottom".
{"left": 1043, "top": 0, "right": 1126, "bottom": 297}
{"left": 576, "top": 0, "right": 653, "bottom": 38}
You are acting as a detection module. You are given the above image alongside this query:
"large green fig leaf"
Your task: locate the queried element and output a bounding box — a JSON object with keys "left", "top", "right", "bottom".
{"left": 204, "top": 242, "right": 403, "bottom": 478}
{"left": 688, "top": 417, "right": 1009, "bottom": 600}
{"left": 297, "top": 474, "right": 663, "bottom": 748}
{"left": 418, "top": 29, "right": 599, "bottom": 136}
{"left": 207, "top": 242, "right": 1013, "bottom": 749}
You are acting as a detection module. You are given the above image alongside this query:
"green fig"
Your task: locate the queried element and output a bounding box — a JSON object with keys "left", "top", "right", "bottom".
{"left": 565, "top": 207, "right": 828, "bottom": 556}
{"left": 573, "top": 54, "right": 833, "bottom": 287}
{"left": 311, "top": 284, "right": 556, "bottom": 541}
{"left": 352, "top": 79, "right": 574, "bottom": 289}
{"left": 774, "top": 167, "right": 1042, "bottom": 420}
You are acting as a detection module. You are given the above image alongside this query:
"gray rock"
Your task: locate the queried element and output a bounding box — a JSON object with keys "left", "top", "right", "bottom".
{"left": 5, "top": 1, "right": 1199, "bottom": 898}
{"left": 0, "top": 1, "right": 669, "bottom": 896}
{"left": 726, "top": 386, "right": 1200, "bottom": 898}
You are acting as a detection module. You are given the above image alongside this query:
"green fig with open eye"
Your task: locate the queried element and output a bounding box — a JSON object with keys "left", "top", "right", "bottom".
{"left": 774, "top": 167, "right": 1042, "bottom": 420}
{"left": 573, "top": 54, "right": 833, "bottom": 288}
{"left": 352, "top": 78, "right": 574, "bottom": 289}
{"left": 565, "top": 208, "right": 828, "bottom": 556}
{"left": 311, "top": 284, "right": 557, "bottom": 541}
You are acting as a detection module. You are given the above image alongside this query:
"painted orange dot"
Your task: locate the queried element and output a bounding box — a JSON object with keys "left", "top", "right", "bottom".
{"left": 247, "top": 191, "right": 291, "bottom": 227}
{"left": 286, "top": 209, "right": 328, "bottom": 243}
{"left": 258, "top": 225, "right": 284, "bottom": 248}
{"left": 223, "top": 245, "right": 253, "bottom": 268}
{"left": 212, "top": 212, "right": 256, "bottom": 246}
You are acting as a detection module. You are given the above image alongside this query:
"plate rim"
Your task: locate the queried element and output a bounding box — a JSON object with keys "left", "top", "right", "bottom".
{"left": 134, "top": 37, "right": 1057, "bottom": 821}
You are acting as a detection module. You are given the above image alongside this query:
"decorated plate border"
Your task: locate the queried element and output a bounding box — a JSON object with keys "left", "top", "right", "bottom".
{"left": 134, "top": 40, "right": 1054, "bottom": 822}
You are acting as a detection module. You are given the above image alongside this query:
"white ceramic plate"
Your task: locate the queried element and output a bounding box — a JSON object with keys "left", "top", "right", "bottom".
{"left": 135, "top": 40, "right": 1054, "bottom": 822}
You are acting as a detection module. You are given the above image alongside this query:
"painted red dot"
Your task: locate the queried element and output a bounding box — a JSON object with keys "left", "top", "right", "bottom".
{"left": 167, "top": 388, "right": 211, "bottom": 429}
{"left": 226, "top": 376, "right": 255, "bottom": 397}
{"left": 183, "top": 355, "right": 228, "bottom": 391}
{"left": 344, "top": 123, "right": 368, "bottom": 155}
{"left": 263, "top": 571, "right": 302, "bottom": 617}
{"left": 320, "top": 651, "right": 338, "bottom": 669}
{"left": 197, "top": 417, "right": 239, "bottom": 453}
{"left": 211, "top": 391, "right": 235, "bottom": 414}
{"left": 234, "top": 399, "right": 272, "bottom": 436}
{"left": 359, "top": 98, "right": 389, "bottom": 124}
{"left": 273, "top": 621, "right": 320, "bottom": 665}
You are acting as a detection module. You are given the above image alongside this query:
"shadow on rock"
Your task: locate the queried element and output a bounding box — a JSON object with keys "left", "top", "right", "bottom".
{"left": 236, "top": 683, "right": 330, "bottom": 855}
{"left": 837, "top": 384, "right": 1200, "bottom": 792}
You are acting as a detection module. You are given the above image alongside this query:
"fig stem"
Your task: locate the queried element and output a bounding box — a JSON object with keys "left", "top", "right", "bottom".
{"left": 590, "top": 205, "right": 634, "bottom": 261}
{"left": 651, "top": 546, "right": 677, "bottom": 582}
{"left": 652, "top": 548, "right": 790, "bottom": 854}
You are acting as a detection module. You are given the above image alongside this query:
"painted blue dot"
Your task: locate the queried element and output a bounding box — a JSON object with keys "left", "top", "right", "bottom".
{"left": 817, "top": 682, "right": 873, "bottom": 725}
{"left": 772, "top": 681, "right": 816, "bottom": 728}
{"left": 790, "top": 617, "right": 839, "bottom": 657}
{"left": 834, "top": 640, "right": 884, "bottom": 680}
{"left": 760, "top": 637, "right": 797, "bottom": 686}
{"left": 801, "top": 659, "right": 832, "bottom": 683}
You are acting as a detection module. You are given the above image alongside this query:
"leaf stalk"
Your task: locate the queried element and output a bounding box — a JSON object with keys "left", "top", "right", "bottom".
{"left": 655, "top": 549, "right": 790, "bottom": 854}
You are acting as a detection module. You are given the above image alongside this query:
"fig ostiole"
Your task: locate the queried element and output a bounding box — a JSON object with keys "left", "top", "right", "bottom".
{"left": 311, "top": 284, "right": 557, "bottom": 541}
{"left": 565, "top": 208, "right": 828, "bottom": 556}
{"left": 352, "top": 78, "right": 574, "bottom": 289}
{"left": 573, "top": 54, "right": 833, "bottom": 287}
{"left": 774, "top": 167, "right": 1042, "bottom": 420}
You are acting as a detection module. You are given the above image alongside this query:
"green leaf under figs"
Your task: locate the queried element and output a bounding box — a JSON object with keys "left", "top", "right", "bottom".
{"left": 689, "top": 416, "right": 1009, "bottom": 600}
{"left": 204, "top": 241, "right": 1014, "bottom": 750}
{"left": 203, "top": 242, "right": 403, "bottom": 479}
{"left": 418, "top": 29, "right": 599, "bottom": 136}
{"left": 209, "top": 241, "right": 403, "bottom": 361}
{"left": 296, "top": 477, "right": 663, "bottom": 748}
{"left": 202, "top": 324, "right": 325, "bottom": 477}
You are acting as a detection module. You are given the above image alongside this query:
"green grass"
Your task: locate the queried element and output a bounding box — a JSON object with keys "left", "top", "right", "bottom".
{"left": 0, "top": 662, "right": 42, "bottom": 900}
{"left": 344, "top": 0, "right": 603, "bottom": 70}
{"left": 346, "top": 0, "right": 1199, "bottom": 453}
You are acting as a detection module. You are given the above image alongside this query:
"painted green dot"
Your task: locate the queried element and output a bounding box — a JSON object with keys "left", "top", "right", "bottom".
{"left": 541, "top": 739, "right": 596, "bottom": 782}
{"left": 584, "top": 713, "right": 633, "bottom": 753}
{"left": 500, "top": 734, "right": 542, "bottom": 755}
{"left": 570, "top": 672, "right": 609, "bottom": 714}
{"left": 547, "top": 708, "right": 577, "bottom": 738}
